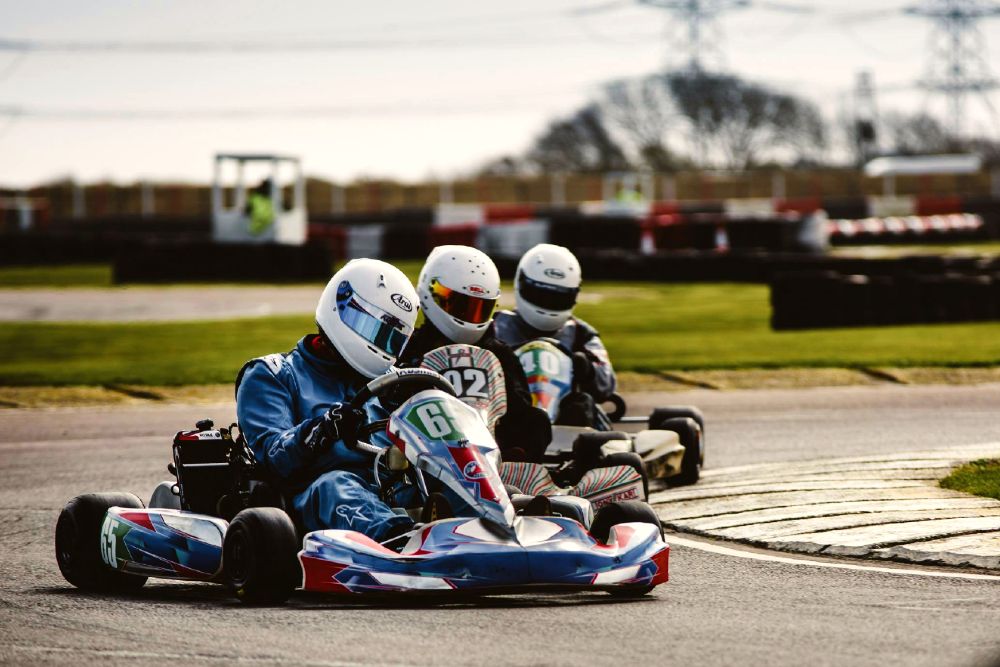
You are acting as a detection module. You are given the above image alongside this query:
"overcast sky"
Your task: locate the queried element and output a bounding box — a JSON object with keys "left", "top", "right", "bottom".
{"left": 1, "top": 0, "right": 998, "bottom": 187}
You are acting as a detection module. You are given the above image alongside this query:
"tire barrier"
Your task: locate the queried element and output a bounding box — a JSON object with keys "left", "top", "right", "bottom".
{"left": 8, "top": 195, "right": 999, "bottom": 268}
{"left": 770, "top": 269, "right": 1000, "bottom": 330}
{"left": 547, "top": 214, "right": 644, "bottom": 252}
{"left": 0, "top": 215, "right": 211, "bottom": 266}
{"left": 112, "top": 242, "right": 332, "bottom": 284}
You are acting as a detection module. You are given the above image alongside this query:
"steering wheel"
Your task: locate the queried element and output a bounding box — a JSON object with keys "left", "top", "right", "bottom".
{"left": 343, "top": 368, "right": 457, "bottom": 450}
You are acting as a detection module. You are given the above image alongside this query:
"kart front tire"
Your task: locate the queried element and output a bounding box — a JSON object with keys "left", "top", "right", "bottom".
{"left": 590, "top": 501, "right": 663, "bottom": 598}
{"left": 656, "top": 417, "right": 702, "bottom": 486}
{"left": 223, "top": 508, "right": 299, "bottom": 605}
{"left": 55, "top": 492, "right": 148, "bottom": 592}
{"left": 590, "top": 500, "right": 663, "bottom": 544}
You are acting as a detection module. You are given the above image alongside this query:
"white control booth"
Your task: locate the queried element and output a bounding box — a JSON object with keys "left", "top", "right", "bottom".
{"left": 211, "top": 153, "right": 307, "bottom": 245}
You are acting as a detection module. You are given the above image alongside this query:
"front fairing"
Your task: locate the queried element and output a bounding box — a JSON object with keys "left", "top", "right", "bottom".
{"left": 515, "top": 340, "right": 573, "bottom": 422}
{"left": 300, "top": 517, "right": 669, "bottom": 594}
{"left": 388, "top": 390, "right": 515, "bottom": 531}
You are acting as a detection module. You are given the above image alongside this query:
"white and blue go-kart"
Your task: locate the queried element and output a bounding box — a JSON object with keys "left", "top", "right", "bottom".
{"left": 55, "top": 367, "right": 669, "bottom": 603}
{"left": 516, "top": 339, "right": 706, "bottom": 487}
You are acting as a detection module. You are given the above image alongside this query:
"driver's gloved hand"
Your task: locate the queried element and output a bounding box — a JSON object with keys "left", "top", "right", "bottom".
{"left": 304, "top": 403, "right": 364, "bottom": 453}
{"left": 571, "top": 351, "right": 595, "bottom": 386}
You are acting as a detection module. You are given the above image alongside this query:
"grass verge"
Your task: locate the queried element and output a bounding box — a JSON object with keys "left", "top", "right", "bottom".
{"left": 3, "top": 282, "right": 1000, "bottom": 385}
{"left": 0, "top": 260, "right": 424, "bottom": 288}
{"left": 940, "top": 459, "right": 1000, "bottom": 501}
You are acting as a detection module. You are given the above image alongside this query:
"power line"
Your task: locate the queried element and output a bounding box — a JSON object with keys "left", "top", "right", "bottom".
{"left": 0, "top": 30, "right": 665, "bottom": 54}
{"left": 905, "top": 0, "right": 1000, "bottom": 136}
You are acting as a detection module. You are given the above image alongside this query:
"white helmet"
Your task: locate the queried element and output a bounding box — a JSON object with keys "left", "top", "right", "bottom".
{"left": 514, "top": 243, "right": 582, "bottom": 332}
{"left": 417, "top": 245, "right": 501, "bottom": 344}
{"left": 315, "top": 259, "right": 418, "bottom": 378}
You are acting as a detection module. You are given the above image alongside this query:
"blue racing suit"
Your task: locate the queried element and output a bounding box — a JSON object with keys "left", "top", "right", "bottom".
{"left": 236, "top": 335, "right": 413, "bottom": 541}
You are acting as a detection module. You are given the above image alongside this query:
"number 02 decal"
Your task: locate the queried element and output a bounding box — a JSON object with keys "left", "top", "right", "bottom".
{"left": 443, "top": 368, "right": 489, "bottom": 399}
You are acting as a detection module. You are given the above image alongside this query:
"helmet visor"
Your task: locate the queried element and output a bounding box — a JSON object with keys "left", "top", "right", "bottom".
{"left": 517, "top": 273, "right": 579, "bottom": 312}
{"left": 335, "top": 281, "right": 412, "bottom": 357}
{"left": 429, "top": 279, "right": 498, "bottom": 325}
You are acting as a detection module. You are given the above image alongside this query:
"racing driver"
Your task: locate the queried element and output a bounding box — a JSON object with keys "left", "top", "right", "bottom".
{"left": 398, "top": 245, "right": 551, "bottom": 462}
{"left": 494, "top": 243, "right": 616, "bottom": 425}
{"left": 236, "top": 259, "right": 419, "bottom": 544}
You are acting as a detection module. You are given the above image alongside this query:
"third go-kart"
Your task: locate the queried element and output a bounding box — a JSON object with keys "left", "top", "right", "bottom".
{"left": 516, "top": 339, "right": 706, "bottom": 487}
{"left": 55, "top": 367, "right": 669, "bottom": 603}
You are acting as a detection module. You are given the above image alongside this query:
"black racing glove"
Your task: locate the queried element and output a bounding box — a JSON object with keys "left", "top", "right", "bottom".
{"left": 571, "top": 351, "right": 596, "bottom": 386}
{"left": 303, "top": 403, "right": 364, "bottom": 453}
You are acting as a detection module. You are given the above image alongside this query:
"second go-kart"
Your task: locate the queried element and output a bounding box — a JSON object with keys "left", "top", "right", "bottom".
{"left": 419, "top": 344, "right": 648, "bottom": 509}
{"left": 516, "top": 339, "right": 706, "bottom": 486}
{"left": 55, "top": 368, "right": 669, "bottom": 603}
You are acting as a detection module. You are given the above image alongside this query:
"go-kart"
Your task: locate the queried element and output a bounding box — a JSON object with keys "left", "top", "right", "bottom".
{"left": 55, "top": 368, "right": 669, "bottom": 603}
{"left": 419, "top": 343, "right": 648, "bottom": 509}
{"left": 515, "top": 339, "right": 706, "bottom": 486}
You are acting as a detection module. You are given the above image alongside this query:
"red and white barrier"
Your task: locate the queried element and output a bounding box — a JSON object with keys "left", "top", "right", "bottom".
{"left": 826, "top": 213, "right": 983, "bottom": 240}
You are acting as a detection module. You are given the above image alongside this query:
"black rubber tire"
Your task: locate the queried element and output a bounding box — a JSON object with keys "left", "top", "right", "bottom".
{"left": 656, "top": 416, "right": 702, "bottom": 486}
{"left": 55, "top": 492, "right": 148, "bottom": 592}
{"left": 223, "top": 508, "right": 300, "bottom": 605}
{"left": 572, "top": 431, "right": 632, "bottom": 467}
{"left": 595, "top": 452, "right": 649, "bottom": 499}
{"left": 589, "top": 500, "right": 663, "bottom": 544}
{"left": 504, "top": 484, "right": 523, "bottom": 497}
{"left": 589, "top": 500, "right": 663, "bottom": 598}
{"left": 650, "top": 406, "right": 706, "bottom": 440}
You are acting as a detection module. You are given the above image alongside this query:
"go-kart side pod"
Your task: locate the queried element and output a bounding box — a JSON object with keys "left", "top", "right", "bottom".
{"left": 99, "top": 507, "right": 227, "bottom": 581}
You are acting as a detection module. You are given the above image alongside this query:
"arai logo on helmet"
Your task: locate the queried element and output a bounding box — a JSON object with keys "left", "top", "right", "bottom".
{"left": 544, "top": 268, "right": 566, "bottom": 280}
{"left": 391, "top": 293, "right": 413, "bottom": 312}
{"left": 463, "top": 460, "right": 487, "bottom": 480}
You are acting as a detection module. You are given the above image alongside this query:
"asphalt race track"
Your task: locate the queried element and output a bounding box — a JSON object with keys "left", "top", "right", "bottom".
{"left": 2, "top": 384, "right": 999, "bottom": 666}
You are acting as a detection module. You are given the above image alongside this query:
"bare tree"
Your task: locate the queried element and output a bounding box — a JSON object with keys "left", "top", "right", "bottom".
{"left": 664, "top": 71, "right": 826, "bottom": 169}
{"left": 600, "top": 77, "right": 685, "bottom": 170}
{"left": 882, "top": 112, "right": 957, "bottom": 155}
{"left": 527, "top": 105, "right": 630, "bottom": 173}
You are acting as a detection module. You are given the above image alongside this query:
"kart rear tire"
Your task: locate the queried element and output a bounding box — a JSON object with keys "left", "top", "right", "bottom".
{"left": 649, "top": 406, "right": 705, "bottom": 435}
{"left": 224, "top": 508, "right": 299, "bottom": 605}
{"left": 55, "top": 492, "right": 148, "bottom": 592}
{"left": 656, "top": 417, "right": 702, "bottom": 486}
{"left": 595, "top": 452, "right": 648, "bottom": 499}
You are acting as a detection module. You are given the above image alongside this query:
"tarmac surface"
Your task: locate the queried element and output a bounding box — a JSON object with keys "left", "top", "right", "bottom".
{"left": 2, "top": 384, "right": 1000, "bottom": 666}
{"left": 0, "top": 287, "right": 534, "bottom": 322}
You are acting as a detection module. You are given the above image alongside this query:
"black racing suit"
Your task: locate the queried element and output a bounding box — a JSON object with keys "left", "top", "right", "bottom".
{"left": 398, "top": 320, "right": 552, "bottom": 463}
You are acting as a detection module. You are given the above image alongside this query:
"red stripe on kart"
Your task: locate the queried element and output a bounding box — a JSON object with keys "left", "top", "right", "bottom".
{"left": 650, "top": 546, "right": 670, "bottom": 585}
{"left": 300, "top": 554, "right": 351, "bottom": 593}
{"left": 118, "top": 511, "right": 155, "bottom": 531}
{"left": 611, "top": 525, "right": 635, "bottom": 548}
{"left": 343, "top": 532, "right": 399, "bottom": 555}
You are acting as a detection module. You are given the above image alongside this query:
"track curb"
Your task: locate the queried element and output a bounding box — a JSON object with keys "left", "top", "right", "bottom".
{"left": 649, "top": 444, "right": 1000, "bottom": 571}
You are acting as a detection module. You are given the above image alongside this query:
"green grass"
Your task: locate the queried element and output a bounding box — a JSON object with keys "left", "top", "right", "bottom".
{"left": 940, "top": 459, "right": 1000, "bottom": 501}
{"left": 0, "top": 264, "right": 113, "bottom": 287}
{"left": 3, "top": 282, "right": 1000, "bottom": 385}
{"left": 0, "top": 260, "right": 424, "bottom": 289}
